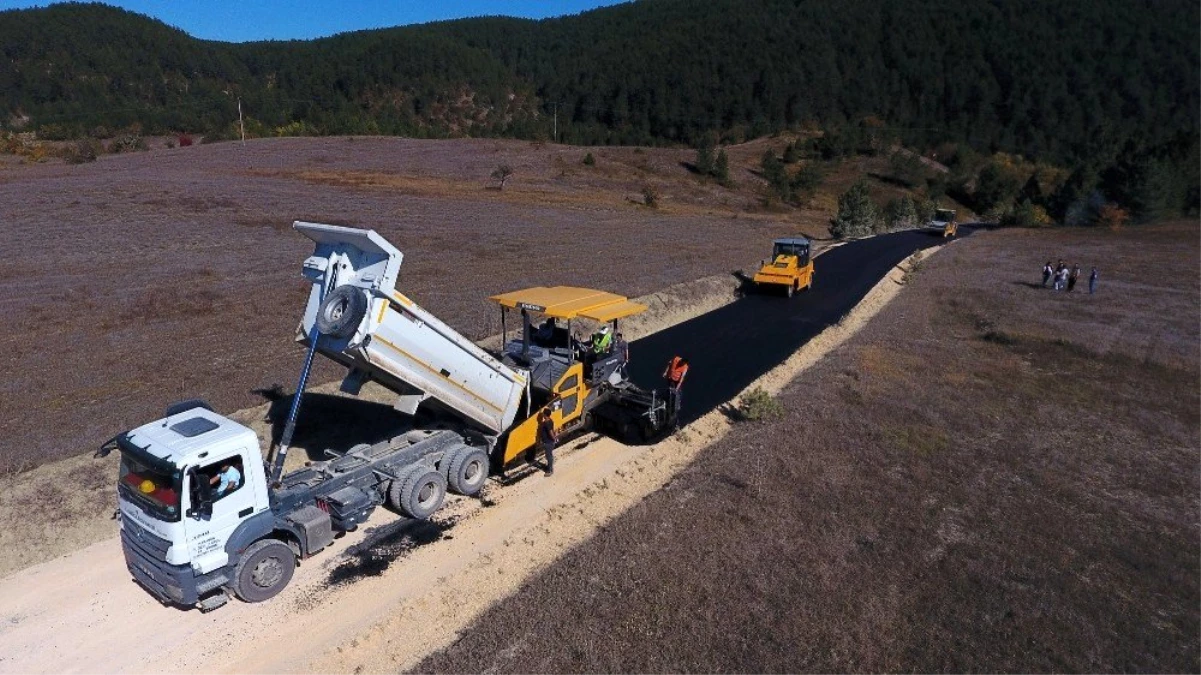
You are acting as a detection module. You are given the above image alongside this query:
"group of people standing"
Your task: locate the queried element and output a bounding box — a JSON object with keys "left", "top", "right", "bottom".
{"left": 1042, "top": 259, "right": 1098, "bottom": 294}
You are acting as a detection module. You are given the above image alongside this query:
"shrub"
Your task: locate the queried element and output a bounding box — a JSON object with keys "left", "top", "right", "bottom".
{"left": 642, "top": 185, "right": 659, "bottom": 208}
{"left": 738, "top": 387, "right": 784, "bottom": 421}
{"left": 491, "top": 164, "right": 514, "bottom": 189}
{"left": 695, "top": 142, "right": 715, "bottom": 176}
{"left": 830, "top": 180, "right": 880, "bottom": 238}
{"left": 1095, "top": 203, "right": 1130, "bottom": 231}
{"left": 63, "top": 138, "right": 103, "bottom": 164}
{"left": 791, "top": 162, "right": 824, "bottom": 203}
{"left": 782, "top": 140, "right": 800, "bottom": 164}
{"left": 582, "top": 152, "right": 595, "bottom": 166}
{"left": 1004, "top": 198, "right": 1054, "bottom": 227}
{"left": 714, "top": 149, "right": 732, "bottom": 187}
{"left": 883, "top": 195, "right": 919, "bottom": 232}
{"left": 888, "top": 150, "right": 927, "bottom": 187}
{"left": 761, "top": 149, "right": 791, "bottom": 203}
{"left": 109, "top": 134, "right": 147, "bottom": 153}
{"left": 178, "top": 134, "right": 193, "bottom": 147}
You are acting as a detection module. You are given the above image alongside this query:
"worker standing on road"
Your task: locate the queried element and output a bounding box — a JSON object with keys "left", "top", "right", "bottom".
{"left": 663, "top": 355, "right": 689, "bottom": 422}
{"left": 537, "top": 408, "right": 558, "bottom": 476}
{"left": 1042, "top": 261, "right": 1053, "bottom": 287}
{"left": 1089, "top": 267, "right": 1099, "bottom": 294}
{"left": 1068, "top": 264, "right": 1081, "bottom": 292}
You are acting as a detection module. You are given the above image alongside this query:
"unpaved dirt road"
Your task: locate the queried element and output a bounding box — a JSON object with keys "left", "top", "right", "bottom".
{"left": 0, "top": 231, "right": 963, "bottom": 674}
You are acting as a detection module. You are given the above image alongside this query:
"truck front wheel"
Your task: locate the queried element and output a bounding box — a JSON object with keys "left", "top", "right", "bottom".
{"left": 233, "top": 539, "right": 296, "bottom": 603}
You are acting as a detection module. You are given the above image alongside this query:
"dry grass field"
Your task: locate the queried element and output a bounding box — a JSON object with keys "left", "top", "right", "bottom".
{"left": 0, "top": 135, "right": 934, "bottom": 475}
{"left": 418, "top": 223, "right": 1199, "bottom": 673}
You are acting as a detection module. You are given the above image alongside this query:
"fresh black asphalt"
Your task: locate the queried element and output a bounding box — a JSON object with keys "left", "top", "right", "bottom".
{"left": 626, "top": 228, "right": 976, "bottom": 426}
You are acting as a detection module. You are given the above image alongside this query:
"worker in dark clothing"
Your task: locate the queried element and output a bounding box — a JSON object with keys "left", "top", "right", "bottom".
{"left": 1089, "top": 267, "right": 1099, "bottom": 294}
{"left": 1042, "top": 261, "right": 1053, "bottom": 287}
{"left": 1068, "top": 264, "right": 1081, "bottom": 292}
{"left": 537, "top": 408, "right": 558, "bottom": 476}
{"left": 663, "top": 356, "right": 689, "bottom": 423}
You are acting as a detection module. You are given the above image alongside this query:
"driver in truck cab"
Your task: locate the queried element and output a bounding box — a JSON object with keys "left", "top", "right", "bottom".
{"left": 209, "top": 461, "right": 241, "bottom": 497}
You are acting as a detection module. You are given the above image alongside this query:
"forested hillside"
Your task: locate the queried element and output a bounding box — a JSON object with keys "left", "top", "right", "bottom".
{"left": 2, "top": 0, "right": 1197, "bottom": 216}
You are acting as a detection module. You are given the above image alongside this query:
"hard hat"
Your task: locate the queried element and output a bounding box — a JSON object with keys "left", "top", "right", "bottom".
{"left": 598, "top": 325, "right": 611, "bottom": 335}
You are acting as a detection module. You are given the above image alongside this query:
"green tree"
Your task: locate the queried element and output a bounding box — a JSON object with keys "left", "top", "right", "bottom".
{"left": 695, "top": 141, "right": 715, "bottom": 176}
{"left": 782, "top": 140, "right": 799, "bottom": 164}
{"left": 791, "top": 162, "right": 824, "bottom": 203}
{"left": 831, "top": 180, "right": 879, "bottom": 238}
{"left": 714, "top": 148, "right": 731, "bottom": 186}
{"left": 973, "top": 162, "right": 1023, "bottom": 213}
{"left": 883, "top": 195, "right": 919, "bottom": 232}
{"left": 761, "top": 149, "right": 790, "bottom": 203}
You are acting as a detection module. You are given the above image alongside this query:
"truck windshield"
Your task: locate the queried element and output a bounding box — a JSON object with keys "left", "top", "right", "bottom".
{"left": 119, "top": 453, "right": 182, "bottom": 522}
{"left": 935, "top": 209, "right": 955, "bottom": 221}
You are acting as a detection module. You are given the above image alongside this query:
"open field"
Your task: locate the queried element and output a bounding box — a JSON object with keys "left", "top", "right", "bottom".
{"left": 418, "top": 223, "right": 1200, "bottom": 673}
{"left": 0, "top": 135, "right": 957, "bottom": 476}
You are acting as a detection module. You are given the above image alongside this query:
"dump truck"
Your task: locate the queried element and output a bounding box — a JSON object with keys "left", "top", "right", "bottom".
{"left": 929, "top": 208, "right": 958, "bottom": 237}
{"left": 97, "top": 222, "right": 675, "bottom": 611}
{"left": 751, "top": 236, "right": 814, "bottom": 297}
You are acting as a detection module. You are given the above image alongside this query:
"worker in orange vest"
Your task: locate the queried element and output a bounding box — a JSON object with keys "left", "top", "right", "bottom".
{"left": 662, "top": 356, "right": 689, "bottom": 422}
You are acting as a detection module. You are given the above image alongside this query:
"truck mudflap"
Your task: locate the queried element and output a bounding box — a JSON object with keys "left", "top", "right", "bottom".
{"left": 121, "top": 523, "right": 227, "bottom": 607}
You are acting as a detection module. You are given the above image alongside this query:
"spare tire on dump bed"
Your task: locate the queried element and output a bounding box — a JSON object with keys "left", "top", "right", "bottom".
{"left": 316, "top": 285, "right": 368, "bottom": 339}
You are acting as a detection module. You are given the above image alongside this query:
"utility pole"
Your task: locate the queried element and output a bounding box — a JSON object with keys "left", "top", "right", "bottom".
{"left": 553, "top": 102, "right": 557, "bottom": 143}
{"left": 237, "top": 97, "right": 246, "bottom": 146}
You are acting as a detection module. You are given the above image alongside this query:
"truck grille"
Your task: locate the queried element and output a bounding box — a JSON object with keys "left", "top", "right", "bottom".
{"left": 122, "top": 516, "right": 172, "bottom": 560}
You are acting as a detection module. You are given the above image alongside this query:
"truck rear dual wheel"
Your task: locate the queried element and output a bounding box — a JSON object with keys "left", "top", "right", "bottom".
{"left": 316, "top": 285, "right": 368, "bottom": 339}
{"left": 390, "top": 467, "right": 447, "bottom": 520}
{"left": 445, "top": 447, "right": 489, "bottom": 496}
{"left": 233, "top": 539, "right": 296, "bottom": 603}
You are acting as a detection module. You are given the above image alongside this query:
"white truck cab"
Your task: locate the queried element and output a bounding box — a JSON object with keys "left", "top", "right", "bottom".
{"left": 107, "top": 402, "right": 270, "bottom": 607}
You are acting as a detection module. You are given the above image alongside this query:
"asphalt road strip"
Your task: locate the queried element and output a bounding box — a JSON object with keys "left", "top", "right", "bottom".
{"left": 626, "top": 228, "right": 974, "bottom": 425}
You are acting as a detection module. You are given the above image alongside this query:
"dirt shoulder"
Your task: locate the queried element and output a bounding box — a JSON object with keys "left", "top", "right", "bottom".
{"left": 416, "top": 223, "right": 1200, "bottom": 673}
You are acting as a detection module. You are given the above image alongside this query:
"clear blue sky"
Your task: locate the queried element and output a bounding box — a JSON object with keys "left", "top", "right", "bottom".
{"left": 0, "top": 1, "right": 630, "bottom": 42}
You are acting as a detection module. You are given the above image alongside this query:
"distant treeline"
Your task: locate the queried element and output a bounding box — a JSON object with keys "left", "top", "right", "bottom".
{"left": 2, "top": 0, "right": 1197, "bottom": 219}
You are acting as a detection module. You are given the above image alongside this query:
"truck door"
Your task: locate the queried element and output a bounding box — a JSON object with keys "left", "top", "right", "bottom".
{"left": 183, "top": 452, "right": 257, "bottom": 574}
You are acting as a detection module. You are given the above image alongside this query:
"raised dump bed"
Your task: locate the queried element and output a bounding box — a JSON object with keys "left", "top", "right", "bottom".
{"left": 294, "top": 221, "right": 527, "bottom": 434}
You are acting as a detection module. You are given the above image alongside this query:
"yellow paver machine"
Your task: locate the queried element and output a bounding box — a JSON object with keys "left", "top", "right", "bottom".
{"left": 488, "top": 286, "right": 677, "bottom": 469}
